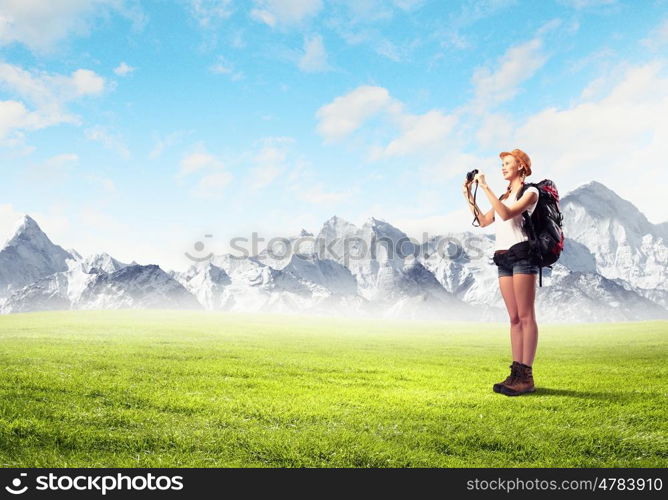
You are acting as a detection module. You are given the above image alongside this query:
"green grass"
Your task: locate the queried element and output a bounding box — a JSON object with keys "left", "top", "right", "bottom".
{"left": 0, "top": 310, "right": 666, "bottom": 467}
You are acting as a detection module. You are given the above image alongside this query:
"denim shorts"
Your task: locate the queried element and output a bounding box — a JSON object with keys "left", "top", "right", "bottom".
{"left": 497, "top": 257, "right": 539, "bottom": 278}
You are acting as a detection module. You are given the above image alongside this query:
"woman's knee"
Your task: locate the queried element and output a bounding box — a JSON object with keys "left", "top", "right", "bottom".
{"left": 509, "top": 314, "right": 521, "bottom": 326}
{"left": 518, "top": 311, "right": 536, "bottom": 325}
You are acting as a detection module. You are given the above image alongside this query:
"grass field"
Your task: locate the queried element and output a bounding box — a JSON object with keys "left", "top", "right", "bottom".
{"left": 0, "top": 310, "right": 666, "bottom": 468}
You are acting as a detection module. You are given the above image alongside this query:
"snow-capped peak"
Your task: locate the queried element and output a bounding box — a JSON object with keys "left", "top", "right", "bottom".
{"left": 317, "top": 216, "right": 359, "bottom": 245}
{"left": 362, "top": 216, "right": 406, "bottom": 237}
{"left": 5, "top": 215, "right": 46, "bottom": 248}
{"left": 82, "top": 252, "right": 127, "bottom": 274}
{"left": 67, "top": 248, "right": 83, "bottom": 261}
{"left": 561, "top": 180, "right": 668, "bottom": 291}
{"left": 321, "top": 215, "right": 355, "bottom": 229}
{"left": 2, "top": 215, "right": 69, "bottom": 258}
{"left": 0, "top": 215, "right": 74, "bottom": 296}
{"left": 562, "top": 180, "right": 660, "bottom": 238}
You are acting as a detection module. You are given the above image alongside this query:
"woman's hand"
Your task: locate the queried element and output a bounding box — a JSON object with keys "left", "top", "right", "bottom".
{"left": 472, "top": 172, "right": 488, "bottom": 188}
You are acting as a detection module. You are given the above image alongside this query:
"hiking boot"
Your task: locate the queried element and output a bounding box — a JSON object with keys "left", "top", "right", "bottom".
{"left": 500, "top": 363, "right": 535, "bottom": 396}
{"left": 492, "top": 361, "right": 521, "bottom": 393}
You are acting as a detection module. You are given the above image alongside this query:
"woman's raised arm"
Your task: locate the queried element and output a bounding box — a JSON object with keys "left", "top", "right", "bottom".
{"left": 472, "top": 173, "right": 538, "bottom": 221}
{"left": 462, "top": 180, "right": 495, "bottom": 227}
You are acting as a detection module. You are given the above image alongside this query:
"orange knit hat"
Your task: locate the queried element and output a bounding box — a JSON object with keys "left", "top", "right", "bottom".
{"left": 500, "top": 149, "right": 532, "bottom": 176}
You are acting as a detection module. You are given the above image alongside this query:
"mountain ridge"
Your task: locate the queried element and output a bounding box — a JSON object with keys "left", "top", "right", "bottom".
{"left": 1, "top": 181, "right": 666, "bottom": 322}
{"left": 0, "top": 214, "right": 74, "bottom": 296}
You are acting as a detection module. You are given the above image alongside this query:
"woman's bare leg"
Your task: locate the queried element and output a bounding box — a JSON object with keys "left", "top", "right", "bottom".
{"left": 498, "top": 276, "right": 522, "bottom": 361}
{"left": 513, "top": 273, "right": 538, "bottom": 365}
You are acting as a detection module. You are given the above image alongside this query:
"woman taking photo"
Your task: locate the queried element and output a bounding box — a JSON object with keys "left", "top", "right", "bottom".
{"left": 461, "top": 149, "right": 540, "bottom": 396}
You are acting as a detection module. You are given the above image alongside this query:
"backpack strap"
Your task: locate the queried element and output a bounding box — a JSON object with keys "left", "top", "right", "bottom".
{"left": 516, "top": 181, "right": 536, "bottom": 200}
{"left": 517, "top": 182, "right": 526, "bottom": 200}
{"left": 522, "top": 210, "right": 545, "bottom": 287}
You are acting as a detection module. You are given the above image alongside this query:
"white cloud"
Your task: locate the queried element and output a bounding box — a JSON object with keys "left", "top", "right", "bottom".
{"left": 71, "top": 69, "right": 105, "bottom": 95}
{"left": 0, "top": 0, "right": 145, "bottom": 54}
{"left": 250, "top": 0, "right": 322, "bottom": 28}
{"left": 0, "top": 99, "right": 59, "bottom": 141}
{"left": 178, "top": 143, "right": 232, "bottom": 198}
{"left": 642, "top": 17, "right": 668, "bottom": 51}
{"left": 375, "top": 39, "right": 401, "bottom": 61}
{"left": 567, "top": 47, "right": 616, "bottom": 74}
{"left": 0, "top": 62, "right": 108, "bottom": 143}
{"left": 85, "top": 126, "right": 130, "bottom": 159}
{"left": 209, "top": 56, "right": 243, "bottom": 80}
{"left": 298, "top": 34, "right": 330, "bottom": 72}
{"left": 315, "top": 85, "right": 398, "bottom": 142}
{"left": 372, "top": 110, "right": 457, "bottom": 159}
{"left": 0, "top": 62, "right": 58, "bottom": 106}
{"left": 113, "top": 61, "right": 135, "bottom": 76}
{"left": 45, "top": 153, "right": 79, "bottom": 168}
{"left": 469, "top": 37, "right": 547, "bottom": 113}
{"left": 188, "top": 0, "right": 233, "bottom": 28}
{"left": 317, "top": 85, "right": 457, "bottom": 159}
{"left": 180, "top": 148, "right": 223, "bottom": 176}
{"left": 148, "top": 130, "right": 192, "bottom": 159}
{"left": 536, "top": 18, "right": 563, "bottom": 37}
{"left": 0, "top": 61, "right": 107, "bottom": 106}
{"left": 193, "top": 171, "right": 233, "bottom": 198}
{"left": 250, "top": 8, "right": 276, "bottom": 27}
{"left": 249, "top": 137, "right": 294, "bottom": 189}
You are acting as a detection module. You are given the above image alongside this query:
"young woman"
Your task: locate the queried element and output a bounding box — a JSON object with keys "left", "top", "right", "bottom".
{"left": 461, "top": 149, "right": 540, "bottom": 396}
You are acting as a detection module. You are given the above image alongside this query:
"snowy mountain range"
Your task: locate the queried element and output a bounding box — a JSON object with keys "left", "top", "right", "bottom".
{"left": 1, "top": 180, "right": 666, "bottom": 322}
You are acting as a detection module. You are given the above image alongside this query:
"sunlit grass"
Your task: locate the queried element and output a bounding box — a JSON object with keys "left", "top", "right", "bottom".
{"left": 0, "top": 310, "right": 666, "bottom": 467}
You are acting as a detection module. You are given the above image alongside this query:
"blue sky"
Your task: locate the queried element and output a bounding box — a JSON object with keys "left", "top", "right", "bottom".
{"left": 1, "top": 0, "right": 667, "bottom": 270}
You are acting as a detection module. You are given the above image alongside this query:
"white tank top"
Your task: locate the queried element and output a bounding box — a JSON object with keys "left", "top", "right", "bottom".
{"left": 494, "top": 186, "right": 539, "bottom": 251}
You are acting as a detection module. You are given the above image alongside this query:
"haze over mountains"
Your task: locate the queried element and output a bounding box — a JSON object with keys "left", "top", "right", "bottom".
{"left": 1, "top": 181, "right": 666, "bottom": 323}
